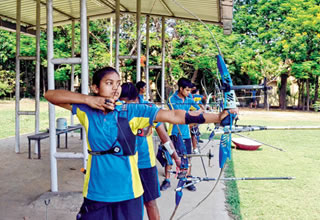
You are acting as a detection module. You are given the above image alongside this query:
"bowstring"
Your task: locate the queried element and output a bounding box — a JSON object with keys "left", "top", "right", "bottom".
{"left": 110, "top": 84, "right": 156, "bottom": 201}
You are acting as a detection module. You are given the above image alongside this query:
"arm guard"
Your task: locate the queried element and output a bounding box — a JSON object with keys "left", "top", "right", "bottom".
{"left": 163, "top": 141, "right": 174, "bottom": 155}
{"left": 185, "top": 112, "right": 205, "bottom": 124}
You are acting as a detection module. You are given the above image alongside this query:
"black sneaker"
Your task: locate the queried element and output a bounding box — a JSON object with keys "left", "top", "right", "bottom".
{"left": 198, "top": 139, "right": 204, "bottom": 143}
{"left": 160, "top": 179, "right": 171, "bottom": 191}
{"left": 186, "top": 181, "right": 197, "bottom": 191}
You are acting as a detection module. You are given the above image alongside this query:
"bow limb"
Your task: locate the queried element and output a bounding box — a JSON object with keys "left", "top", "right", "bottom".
{"left": 169, "top": 172, "right": 187, "bottom": 220}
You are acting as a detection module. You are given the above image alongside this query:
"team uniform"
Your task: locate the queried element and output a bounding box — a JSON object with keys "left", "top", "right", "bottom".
{"left": 167, "top": 91, "right": 200, "bottom": 154}
{"left": 73, "top": 101, "right": 159, "bottom": 220}
{"left": 136, "top": 98, "right": 161, "bottom": 203}
{"left": 190, "top": 93, "right": 204, "bottom": 143}
{"left": 138, "top": 94, "right": 146, "bottom": 104}
{"left": 193, "top": 94, "right": 204, "bottom": 105}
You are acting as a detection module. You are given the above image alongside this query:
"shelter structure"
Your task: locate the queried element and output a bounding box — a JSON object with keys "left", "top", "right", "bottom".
{"left": 0, "top": 0, "right": 234, "bottom": 192}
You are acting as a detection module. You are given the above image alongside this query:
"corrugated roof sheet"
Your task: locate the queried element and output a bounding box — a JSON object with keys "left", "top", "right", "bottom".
{"left": 0, "top": 0, "right": 233, "bottom": 34}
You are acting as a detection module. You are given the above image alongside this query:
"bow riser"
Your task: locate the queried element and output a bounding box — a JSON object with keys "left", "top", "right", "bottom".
{"left": 217, "top": 55, "right": 237, "bottom": 109}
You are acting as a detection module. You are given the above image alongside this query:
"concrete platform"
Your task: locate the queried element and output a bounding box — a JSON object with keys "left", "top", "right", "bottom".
{"left": 0, "top": 133, "right": 231, "bottom": 220}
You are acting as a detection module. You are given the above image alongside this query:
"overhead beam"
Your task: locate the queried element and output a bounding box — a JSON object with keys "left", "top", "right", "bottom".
{"left": 107, "top": 0, "right": 130, "bottom": 12}
{"left": 95, "top": 0, "right": 115, "bottom": 11}
{"left": 0, "top": 17, "right": 36, "bottom": 35}
{"left": 39, "top": 0, "right": 76, "bottom": 20}
{"left": 159, "top": 0, "right": 175, "bottom": 17}
{"left": 127, "top": 12, "right": 222, "bottom": 26}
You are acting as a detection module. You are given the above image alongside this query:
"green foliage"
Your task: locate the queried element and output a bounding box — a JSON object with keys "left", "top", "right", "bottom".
{"left": 0, "top": 2, "right": 319, "bottom": 103}
{"left": 0, "top": 30, "right": 17, "bottom": 70}
{"left": 0, "top": 69, "right": 16, "bottom": 97}
{"left": 233, "top": 0, "right": 320, "bottom": 106}
{"left": 313, "top": 101, "right": 320, "bottom": 111}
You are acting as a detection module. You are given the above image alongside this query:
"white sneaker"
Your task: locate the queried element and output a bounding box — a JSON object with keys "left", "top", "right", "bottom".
{"left": 193, "top": 148, "right": 200, "bottom": 154}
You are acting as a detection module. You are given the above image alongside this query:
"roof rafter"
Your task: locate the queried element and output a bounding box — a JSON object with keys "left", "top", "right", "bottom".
{"left": 108, "top": 0, "right": 130, "bottom": 12}
{"left": 159, "top": 0, "right": 175, "bottom": 17}
{"left": 38, "top": 0, "right": 76, "bottom": 20}
{"left": 94, "top": 0, "right": 115, "bottom": 11}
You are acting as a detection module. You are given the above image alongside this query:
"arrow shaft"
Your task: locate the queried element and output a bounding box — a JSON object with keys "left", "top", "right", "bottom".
{"left": 221, "top": 85, "right": 272, "bottom": 91}
{"left": 234, "top": 125, "right": 320, "bottom": 130}
{"left": 202, "top": 176, "right": 295, "bottom": 181}
{"left": 212, "top": 126, "right": 320, "bottom": 136}
{"left": 233, "top": 133, "right": 285, "bottom": 152}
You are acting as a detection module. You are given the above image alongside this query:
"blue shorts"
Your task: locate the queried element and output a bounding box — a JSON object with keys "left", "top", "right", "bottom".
{"left": 139, "top": 166, "right": 161, "bottom": 203}
{"left": 170, "top": 136, "right": 192, "bottom": 155}
{"left": 184, "top": 138, "right": 192, "bottom": 154}
{"left": 77, "top": 197, "right": 143, "bottom": 220}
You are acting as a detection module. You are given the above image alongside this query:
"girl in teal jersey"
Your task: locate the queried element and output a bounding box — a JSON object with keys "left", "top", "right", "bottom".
{"left": 45, "top": 67, "right": 237, "bottom": 220}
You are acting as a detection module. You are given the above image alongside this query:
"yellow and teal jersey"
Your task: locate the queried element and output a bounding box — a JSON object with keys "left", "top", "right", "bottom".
{"left": 72, "top": 101, "right": 160, "bottom": 203}
{"left": 190, "top": 94, "right": 204, "bottom": 111}
{"left": 167, "top": 91, "right": 200, "bottom": 139}
{"left": 136, "top": 122, "right": 161, "bottom": 169}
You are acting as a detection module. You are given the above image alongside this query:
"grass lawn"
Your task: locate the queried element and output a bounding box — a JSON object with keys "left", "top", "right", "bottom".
{"left": 221, "top": 109, "right": 320, "bottom": 220}
{"left": 0, "top": 99, "right": 79, "bottom": 139}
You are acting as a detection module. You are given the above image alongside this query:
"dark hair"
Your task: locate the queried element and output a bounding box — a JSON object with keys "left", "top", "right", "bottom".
{"left": 136, "top": 81, "right": 146, "bottom": 91}
{"left": 191, "top": 88, "right": 199, "bottom": 94}
{"left": 177, "top": 78, "right": 193, "bottom": 89}
{"left": 92, "top": 66, "right": 119, "bottom": 88}
{"left": 120, "top": 82, "right": 138, "bottom": 101}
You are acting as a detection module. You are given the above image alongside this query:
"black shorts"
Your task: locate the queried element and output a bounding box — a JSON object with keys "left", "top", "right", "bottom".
{"left": 139, "top": 166, "right": 161, "bottom": 202}
{"left": 77, "top": 197, "right": 143, "bottom": 220}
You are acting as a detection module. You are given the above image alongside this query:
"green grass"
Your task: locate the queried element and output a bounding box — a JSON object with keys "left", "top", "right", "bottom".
{"left": 225, "top": 159, "right": 242, "bottom": 220}
{"left": 0, "top": 99, "right": 79, "bottom": 139}
{"left": 216, "top": 110, "right": 320, "bottom": 220}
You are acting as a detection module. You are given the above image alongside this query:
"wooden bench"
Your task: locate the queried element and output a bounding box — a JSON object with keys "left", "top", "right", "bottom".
{"left": 27, "top": 124, "right": 83, "bottom": 159}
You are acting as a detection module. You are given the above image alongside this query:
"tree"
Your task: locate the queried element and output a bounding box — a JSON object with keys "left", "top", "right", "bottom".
{"left": 233, "top": 0, "right": 320, "bottom": 109}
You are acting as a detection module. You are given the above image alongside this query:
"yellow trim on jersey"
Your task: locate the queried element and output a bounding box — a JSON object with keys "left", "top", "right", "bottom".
{"left": 83, "top": 154, "right": 92, "bottom": 197}
{"left": 129, "top": 117, "right": 150, "bottom": 135}
{"left": 146, "top": 135, "right": 156, "bottom": 167}
{"left": 168, "top": 123, "right": 173, "bottom": 136}
{"left": 167, "top": 96, "right": 175, "bottom": 136}
{"left": 194, "top": 97, "right": 202, "bottom": 102}
{"left": 189, "top": 105, "right": 197, "bottom": 111}
{"left": 75, "top": 107, "right": 92, "bottom": 197}
{"left": 129, "top": 153, "right": 144, "bottom": 197}
{"left": 190, "top": 97, "right": 202, "bottom": 111}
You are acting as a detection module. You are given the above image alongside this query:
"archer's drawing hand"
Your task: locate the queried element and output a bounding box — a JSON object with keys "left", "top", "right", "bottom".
{"left": 86, "top": 96, "right": 115, "bottom": 112}
{"left": 104, "top": 98, "right": 116, "bottom": 111}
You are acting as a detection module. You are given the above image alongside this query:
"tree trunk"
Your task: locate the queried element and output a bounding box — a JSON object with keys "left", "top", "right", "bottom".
{"left": 302, "top": 80, "right": 305, "bottom": 111}
{"left": 306, "top": 78, "right": 310, "bottom": 111}
{"left": 279, "top": 74, "right": 288, "bottom": 109}
{"left": 297, "top": 80, "right": 301, "bottom": 109}
{"left": 191, "top": 69, "right": 198, "bottom": 83}
{"left": 263, "top": 77, "right": 269, "bottom": 110}
{"left": 314, "top": 75, "right": 319, "bottom": 103}
{"left": 42, "top": 66, "right": 46, "bottom": 95}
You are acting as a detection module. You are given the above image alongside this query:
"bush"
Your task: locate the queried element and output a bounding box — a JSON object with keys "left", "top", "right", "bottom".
{"left": 313, "top": 101, "right": 320, "bottom": 112}
{"left": 0, "top": 69, "right": 16, "bottom": 98}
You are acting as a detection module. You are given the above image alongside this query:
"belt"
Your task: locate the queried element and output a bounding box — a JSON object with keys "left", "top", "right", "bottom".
{"left": 88, "top": 146, "right": 121, "bottom": 155}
